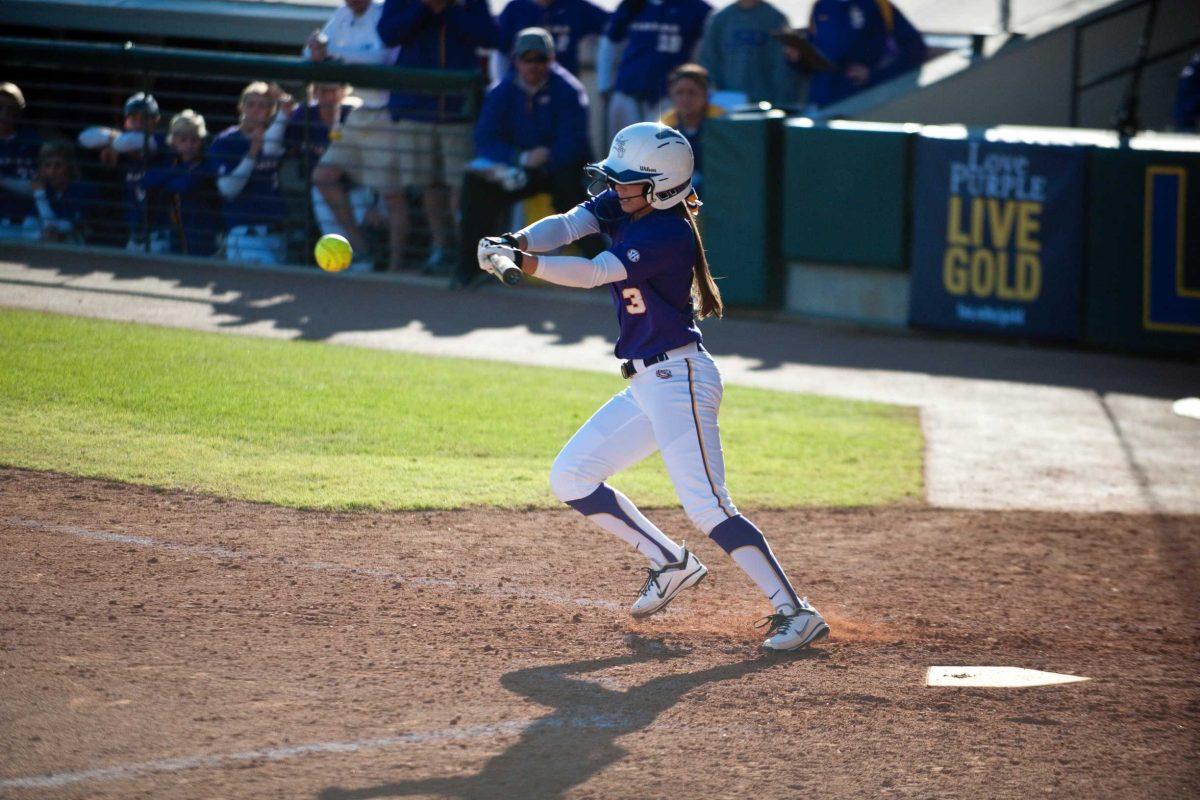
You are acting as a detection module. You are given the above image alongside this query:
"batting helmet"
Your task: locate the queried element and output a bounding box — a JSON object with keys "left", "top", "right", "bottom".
{"left": 584, "top": 122, "right": 694, "bottom": 211}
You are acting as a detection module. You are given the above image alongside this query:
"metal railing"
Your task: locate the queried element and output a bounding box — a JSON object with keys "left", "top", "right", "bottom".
{"left": 1068, "top": 0, "right": 1200, "bottom": 129}
{"left": 0, "top": 37, "right": 483, "bottom": 273}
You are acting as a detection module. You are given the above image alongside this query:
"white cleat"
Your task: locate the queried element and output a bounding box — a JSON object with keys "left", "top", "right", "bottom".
{"left": 630, "top": 547, "right": 708, "bottom": 618}
{"left": 759, "top": 597, "right": 830, "bottom": 651}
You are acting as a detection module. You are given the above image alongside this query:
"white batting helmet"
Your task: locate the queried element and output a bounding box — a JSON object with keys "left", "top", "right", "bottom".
{"left": 585, "top": 122, "right": 694, "bottom": 210}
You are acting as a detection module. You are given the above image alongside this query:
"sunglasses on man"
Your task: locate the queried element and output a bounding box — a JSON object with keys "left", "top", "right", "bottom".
{"left": 518, "top": 54, "right": 549, "bottom": 64}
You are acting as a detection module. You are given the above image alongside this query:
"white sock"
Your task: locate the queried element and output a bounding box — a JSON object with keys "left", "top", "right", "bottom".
{"left": 728, "top": 546, "right": 799, "bottom": 614}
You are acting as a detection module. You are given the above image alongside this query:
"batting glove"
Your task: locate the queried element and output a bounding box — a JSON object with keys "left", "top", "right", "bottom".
{"left": 477, "top": 236, "right": 524, "bottom": 272}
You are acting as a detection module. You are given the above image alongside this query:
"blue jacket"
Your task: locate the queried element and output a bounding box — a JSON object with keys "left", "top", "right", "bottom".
{"left": 807, "top": 0, "right": 925, "bottom": 108}
{"left": 377, "top": 0, "right": 500, "bottom": 122}
{"left": 607, "top": 0, "right": 711, "bottom": 104}
{"left": 497, "top": 0, "right": 609, "bottom": 77}
{"left": 475, "top": 64, "right": 591, "bottom": 174}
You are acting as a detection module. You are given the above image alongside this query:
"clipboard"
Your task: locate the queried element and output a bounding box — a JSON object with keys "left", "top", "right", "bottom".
{"left": 772, "top": 30, "right": 835, "bottom": 72}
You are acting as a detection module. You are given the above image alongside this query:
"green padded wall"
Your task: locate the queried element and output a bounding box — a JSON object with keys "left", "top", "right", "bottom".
{"left": 703, "top": 111, "right": 786, "bottom": 307}
{"left": 781, "top": 121, "right": 914, "bottom": 270}
{"left": 1084, "top": 146, "right": 1200, "bottom": 355}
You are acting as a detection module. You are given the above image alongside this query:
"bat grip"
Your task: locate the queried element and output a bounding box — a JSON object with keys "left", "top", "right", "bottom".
{"left": 488, "top": 253, "right": 522, "bottom": 286}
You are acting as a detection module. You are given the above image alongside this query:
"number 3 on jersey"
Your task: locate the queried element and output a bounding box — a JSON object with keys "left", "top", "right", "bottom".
{"left": 622, "top": 288, "right": 647, "bottom": 314}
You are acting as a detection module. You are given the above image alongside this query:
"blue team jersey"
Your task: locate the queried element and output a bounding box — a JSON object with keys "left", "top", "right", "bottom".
{"left": 607, "top": 0, "right": 711, "bottom": 103}
{"left": 142, "top": 156, "right": 220, "bottom": 256}
{"left": 498, "top": 0, "right": 609, "bottom": 77}
{"left": 207, "top": 126, "right": 287, "bottom": 230}
{"left": 0, "top": 125, "right": 41, "bottom": 223}
{"left": 45, "top": 180, "right": 99, "bottom": 232}
{"left": 120, "top": 133, "right": 170, "bottom": 234}
{"left": 582, "top": 190, "right": 703, "bottom": 359}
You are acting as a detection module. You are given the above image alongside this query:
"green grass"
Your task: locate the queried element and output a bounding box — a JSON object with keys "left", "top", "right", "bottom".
{"left": 0, "top": 308, "right": 923, "bottom": 510}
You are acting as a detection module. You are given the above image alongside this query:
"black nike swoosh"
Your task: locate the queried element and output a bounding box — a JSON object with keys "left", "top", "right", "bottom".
{"left": 657, "top": 566, "right": 705, "bottom": 598}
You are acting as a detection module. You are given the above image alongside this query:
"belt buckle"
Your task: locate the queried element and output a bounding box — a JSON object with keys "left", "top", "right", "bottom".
{"left": 620, "top": 361, "right": 634, "bottom": 379}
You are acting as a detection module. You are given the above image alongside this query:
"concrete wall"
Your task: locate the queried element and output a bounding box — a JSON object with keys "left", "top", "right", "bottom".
{"left": 837, "top": 0, "right": 1199, "bottom": 131}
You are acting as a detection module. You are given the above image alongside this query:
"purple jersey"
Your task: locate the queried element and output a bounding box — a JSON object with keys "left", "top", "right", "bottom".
{"left": 582, "top": 189, "right": 702, "bottom": 359}
{"left": 207, "top": 126, "right": 287, "bottom": 230}
{"left": 498, "top": 0, "right": 609, "bottom": 77}
{"left": 606, "top": 0, "right": 711, "bottom": 103}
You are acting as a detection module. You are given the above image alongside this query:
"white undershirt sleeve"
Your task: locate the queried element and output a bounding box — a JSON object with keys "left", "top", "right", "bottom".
{"left": 261, "top": 112, "right": 288, "bottom": 157}
{"left": 517, "top": 205, "right": 601, "bottom": 252}
{"left": 533, "top": 251, "right": 627, "bottom": 289}
{"left": 217, "top": 156, "right": 256, "bottom": 200}
{"left": 111, "top": 131, "right": 159, "bottom": 155}
{"left": 77, "top": 126, "right": 119, "bottom": 150}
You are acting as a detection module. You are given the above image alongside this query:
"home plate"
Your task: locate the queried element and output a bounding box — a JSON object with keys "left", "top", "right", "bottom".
{"left": 1173, "top": 397, "right": 1200, "bottom": 420}
{"left": 926, "top": 666, "right": 1090, "bottom": 687}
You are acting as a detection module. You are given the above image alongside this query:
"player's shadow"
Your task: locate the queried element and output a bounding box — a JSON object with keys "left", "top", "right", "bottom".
{"left": 317, "top": 635, "right": 813, "bottom": 800}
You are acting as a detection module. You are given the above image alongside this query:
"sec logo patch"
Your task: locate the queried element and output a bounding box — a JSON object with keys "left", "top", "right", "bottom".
{"left": 627, "top": 248, "right": 640, "bottom": 262}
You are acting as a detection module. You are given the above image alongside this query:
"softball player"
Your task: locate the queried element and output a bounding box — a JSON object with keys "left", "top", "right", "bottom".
{"left": 477, "top": 122, "right": 828, "bottom": 651}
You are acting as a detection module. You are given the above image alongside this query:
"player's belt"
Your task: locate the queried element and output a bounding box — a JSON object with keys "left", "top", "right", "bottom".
{"left": 620, "top": 342, "right": 702, "bottom": 379}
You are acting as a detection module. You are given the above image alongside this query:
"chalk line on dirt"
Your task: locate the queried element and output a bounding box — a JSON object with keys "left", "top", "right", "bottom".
{"left": 2, "top": 516, "right": 621, "bottom": 611}
{"left": 0, "top": 715, "right": 647, "bottom": 790}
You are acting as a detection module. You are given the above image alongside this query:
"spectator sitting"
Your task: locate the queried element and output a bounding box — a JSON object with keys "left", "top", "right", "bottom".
{"left": 659, "top": 63, "right": 723, "bottom": 196}
{"left": 793, "top": 0, "right": 926, "bottom": 110}
{"left": 285, "top": 82, "right": 379, "bottom": 271}
{"left": 306, "top": 0, "right": 407, "bottom": 271}
{"left": 141, "top": 110, "right": 220, "bottom": 257}
{"left": 456, "top": 27, "right": 593, "bottom": 289}
{"left": 1175, "top": 51, "right": 1199, "bottom": 132}
{"left": 77, "top": 92, "right": 171, "bottom": 252}
{"left": 0, "top": 82, "right": 42, "bottom": 241}
{"left": 698, "top": 0, "right": 796, "bottom": 108}
{"left": 490, "top": 0, "right": 609, "bottom": 82}
{"left": 29, "top": 141, "right": 98, "bottom": 244}
{"left": 598, "top": 0, "right": 712, "bottom": 136}
{"left": 378, "top": 0, "right": 500, "bottom": 273}
{"left": 208, "top": 82, "right": 293, "bottom": 265}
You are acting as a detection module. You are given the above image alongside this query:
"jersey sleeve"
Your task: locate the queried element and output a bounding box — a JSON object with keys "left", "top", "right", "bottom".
{"left": 579, "top": 190, "right": 622, "bottom": 234}
{"left": 608, "top": 215, "right": 694, "bottom": 282}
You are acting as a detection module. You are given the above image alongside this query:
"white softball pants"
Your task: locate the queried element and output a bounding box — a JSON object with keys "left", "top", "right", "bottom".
{"left": 550, "top": 346, "right": 737, "bottom": 536}
{"left": 550, "top": 345, "right": 804, "bottom": 613}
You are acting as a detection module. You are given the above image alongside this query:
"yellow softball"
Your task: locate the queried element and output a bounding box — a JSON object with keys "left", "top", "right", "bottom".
{"left": 314, "top": 234, "right": 353, "bottom": 272}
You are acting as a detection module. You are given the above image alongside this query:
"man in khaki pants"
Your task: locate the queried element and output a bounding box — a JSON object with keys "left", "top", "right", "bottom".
{"left": 377, "top": 0, "right": 499, "bottom": 272}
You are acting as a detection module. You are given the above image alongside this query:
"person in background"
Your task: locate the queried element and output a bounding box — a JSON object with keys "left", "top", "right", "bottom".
{"left": 30, "top": 141, "right": 98, "bottom": 244}
{"left": 659, "top": 63, "right": 723, "bottom": 195}
{"left": 285, "top": 82, "right": 379, "bottom": 270}
{"left": 0, "top": 82, "right": 42, "bottom": 241}
{"left": 77, "top": 92, "right": 170, "bottom": 252}
{"left": 795, "top": 0, "right": 925, "bottom": 110}
{"left": 491, "top": 0, "right": 609, "bottom": 81}
{"left": 377, "top": 0, "right": 500, "bottom": 273}
{"left": 598, "top": 0, "right": 712, "bottom": 137}
{"left": 698, "top": 0, "right": 795, "bottom": 107}
{"left": 1174, "top": 51, "right": 1199, "bottom": 132}
{"left": 208, "top": 82, "right": 292, "bottom": 265}
{"left": 456, "top": 27, "right": 593, "bottom": 288}
{"left": 141, "top": 110, "right": 220, "bottom": 257}
{"left": 306, "top": 0, "right": 407, "bottom": 271}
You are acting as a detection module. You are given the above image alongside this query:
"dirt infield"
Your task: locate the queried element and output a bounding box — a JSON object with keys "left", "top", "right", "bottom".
{"left": 2, "top": 469, "right": 1198, "bottom": 799}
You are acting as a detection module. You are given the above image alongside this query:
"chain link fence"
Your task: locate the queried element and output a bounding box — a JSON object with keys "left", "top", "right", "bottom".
{"left": 0, "top": 37, "right": 482, "bottom": 274}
